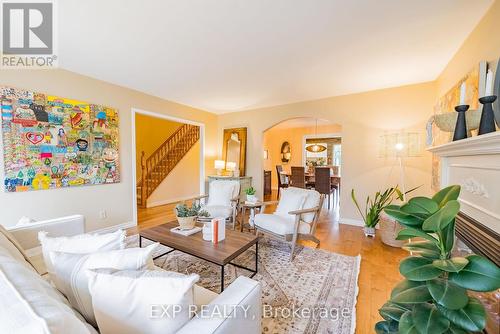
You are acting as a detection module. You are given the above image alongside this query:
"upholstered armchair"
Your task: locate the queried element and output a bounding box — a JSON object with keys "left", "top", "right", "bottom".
{"left": 254, "top": 187, "right": 324, "bottom": 260}
{"left": 191, "top": 180, "right": 240, "bottom": 229}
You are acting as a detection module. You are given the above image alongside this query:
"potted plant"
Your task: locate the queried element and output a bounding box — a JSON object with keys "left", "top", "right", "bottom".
{"left": 376, "top": 185, "right": 500, "bottom": 334}
{"left": 245, "top": 187, "right": 258, "bottom": 203}
{"left": 351, "top": 187, "right": 403, "bottom": 237}
{"left": 175, "top": 203, "right": 209, "bottom": 230}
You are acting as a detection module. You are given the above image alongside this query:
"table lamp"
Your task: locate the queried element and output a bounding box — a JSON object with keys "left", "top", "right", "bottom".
{"left": 226, "top": 161, "right": 237, "bottom": 177}
{"left": 214, "top": 160, "right": 225, "bottom": 176}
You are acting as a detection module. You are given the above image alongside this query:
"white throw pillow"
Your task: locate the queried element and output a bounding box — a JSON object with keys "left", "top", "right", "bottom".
{"left": 275, "top": 187, "right": 307, "bottom": 219}
{"left": 87, "top": 269, "right": 199, "bottom": 334}
{"left": 38, "top": 229, "right": 126, "bottom": 282}
{"left": 207, "top": 181, "right": 238, "bottom": 206}
{"left": 50, "top": 243, "right": 159, "bottom": 327}
{"left": 0, "top": 247, "right": 93, "bottom": 334}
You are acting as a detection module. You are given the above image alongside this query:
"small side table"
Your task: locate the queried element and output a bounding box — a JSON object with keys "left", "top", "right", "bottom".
{"left": 239, "top": 202, "right": 263, "bottom": 232}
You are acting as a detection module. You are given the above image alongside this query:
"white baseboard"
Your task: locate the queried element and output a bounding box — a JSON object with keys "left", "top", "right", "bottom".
{"left": 339, "top": 218, "right": 364, "bottom": 227}
{"left": 147, "top": 195, "right": 200, "bottom": 208}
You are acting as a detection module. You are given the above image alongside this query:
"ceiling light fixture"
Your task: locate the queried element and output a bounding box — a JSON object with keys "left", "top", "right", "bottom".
{"left": 306, "top": 119, "right": 327, "bottom": 153}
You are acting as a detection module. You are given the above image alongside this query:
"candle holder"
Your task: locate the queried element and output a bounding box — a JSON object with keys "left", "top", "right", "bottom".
{"left": 453, "top": 104, "right": 469, "bottom": 141}
{"left": 478, "top": 95, "right": 497, "bottom": 135}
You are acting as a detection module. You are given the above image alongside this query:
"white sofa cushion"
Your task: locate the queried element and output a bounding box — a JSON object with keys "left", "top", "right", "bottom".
{"left": 274, "top": 187, "right": 307, "bottom": 219}
{"left": 0, "top": 247, "right": 93, "bottom": 334}
{"left": 87, "top": 268, "right": 199, "bottom": 334}
{"left": 0, "top": 224, "right": 35, "bottom": 269}
{"left": 207, "top": 180, "right": 239, "bottom": 206}
{"left": 38, "top": 229, "right": 126, "bottom": 282}
{"left": 254, "top": 213, "right": 311, "bottom": 235}
{"left": 50, "top": 243, "right": 159, "bottom": 327}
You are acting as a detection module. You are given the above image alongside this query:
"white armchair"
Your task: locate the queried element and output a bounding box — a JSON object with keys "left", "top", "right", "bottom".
{"left": 254, "top": 187, "right": 324, "bottom": 261}
{"left": 192, "top": 180, "right": 240, "bottom": 229}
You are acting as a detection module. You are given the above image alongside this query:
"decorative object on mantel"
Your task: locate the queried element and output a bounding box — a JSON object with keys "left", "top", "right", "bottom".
{"left": 453, "top": 82, "right": 470, "bottom": 141}
{"left": 378, "top": 185, "right": 500, "bottom": 334}
{"left": 478, "top": 69, "right": 497, "bottom": 135}
{"left": 280, "top": 141, "right": 291, "bottom": 163}
{"left": 428, "top": 61, "right": 487, "bottom": 146}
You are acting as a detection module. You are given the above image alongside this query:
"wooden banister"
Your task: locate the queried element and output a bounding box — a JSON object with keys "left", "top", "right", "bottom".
{"left": 137, "top": 124, "right": 200, "bottom": 207}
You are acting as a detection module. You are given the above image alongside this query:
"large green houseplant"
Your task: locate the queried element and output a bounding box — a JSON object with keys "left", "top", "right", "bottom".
{"left": 376, "top": 185, "right": 500, "bottom": 334}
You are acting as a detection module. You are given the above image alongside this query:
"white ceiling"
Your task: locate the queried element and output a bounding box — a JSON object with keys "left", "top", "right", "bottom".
{"left": 59, "top": 0, "right": 493, "bottom": 114}
{"left": 270, "top": 118, "right": 333, "bottom": 130}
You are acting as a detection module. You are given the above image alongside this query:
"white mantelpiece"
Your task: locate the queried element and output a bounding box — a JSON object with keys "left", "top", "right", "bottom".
{"left": 428, "top": 132, "right": 500, "bottom": 233}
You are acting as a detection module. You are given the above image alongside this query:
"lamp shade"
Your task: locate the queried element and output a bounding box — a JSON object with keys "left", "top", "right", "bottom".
{"left": 226, "top": 161, "right": 236, "bottom": 171}
{"left": 214, "top": 160, "right": 225, "bottom": 169}
{"left": 306, "top": 143, "right": 327, "bottom": 152}
{"left": 379, "top": 132, "right": 421, "bottom": 158}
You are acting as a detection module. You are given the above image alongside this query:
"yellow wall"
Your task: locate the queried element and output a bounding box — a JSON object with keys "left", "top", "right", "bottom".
{"left": 263, "top": 123, "right": 342, "bottom": 188}
{"left": 135, "top": 114, "right": 183, "bottom": 179}
{"left": 0, "top": 69, "right": 218, "bottom": 230}
{"left": 437, "top": 0, "right": 500, "bottom": 95}
{"left": 218, "top": 82, "right": 436, "bottom": 224}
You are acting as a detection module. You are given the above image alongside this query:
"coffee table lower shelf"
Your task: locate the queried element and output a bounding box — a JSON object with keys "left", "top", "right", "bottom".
{"left": 139, "top": 235, "right": 258, "bottom": 293}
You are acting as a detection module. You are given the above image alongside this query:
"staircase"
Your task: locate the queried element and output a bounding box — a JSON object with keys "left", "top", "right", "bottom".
{"left": 136, "top": 124, "right": 200, "bottom": 207}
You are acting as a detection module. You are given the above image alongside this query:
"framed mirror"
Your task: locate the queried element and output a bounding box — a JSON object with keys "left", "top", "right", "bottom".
{"left": 280, "top": 141, "right": 291, "bottom": 163}
{"left": 222, "top": 127, "right": 247, "bottom": 176}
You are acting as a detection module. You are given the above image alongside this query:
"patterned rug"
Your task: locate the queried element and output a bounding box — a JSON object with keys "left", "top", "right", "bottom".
{"left": 126, "top": 235, "right": 360, "bottom": 334}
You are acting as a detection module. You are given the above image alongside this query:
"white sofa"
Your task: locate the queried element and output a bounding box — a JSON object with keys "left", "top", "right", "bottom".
{"left": 0, "top": 216, "right": 261, "bottom": 334}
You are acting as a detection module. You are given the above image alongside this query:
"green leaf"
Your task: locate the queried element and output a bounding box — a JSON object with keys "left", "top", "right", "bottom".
{"left": 437, "top": 297, "right": 486, "bottom": 332}
{"left": 384, "top": 206, "right": 424, "bottom": 227}
{"left": 422, "top": 200, "right": 460, "bottom": 232}
{"left": 449, "top": 255, "right": 500, "bottom": 291}
{"left": 432, "top": 257, "right": 469, "bottom": 273}
{"left": 398, "top": 311, "right": 419, "bottom": 334}
{"left": 413, "top": 303, "right": 450, "bottom": 334}
{"left": 432, "top": 185, "right": 461, "bottom": 208}
{"left": 379, "top": 302, "right": 411, "bottom": 321}
{"left": 426, "top": 279, "right": 469, "bottom": 310}
{"left": 403, "top": 241, "right": 441, "bottom": 259}
{"left": 397, "top": 227, "right": 439, "bottom": 244}
{"left": 444, "top": 324, "right": 468, "bottom": 334}
{"left": 390, "top": 279, "right": 432, "bottom": 303}
{"left": 405, "top": 197, "right": 439, "bottom": 215}
{"left": 441, "top": 220, "right": 456, "bottom": 253}
{"left": 400, "top": 257, "right": 442, "bottom": 281}
{"left": 375, "top": 320, "right": 399, "bottom": 334}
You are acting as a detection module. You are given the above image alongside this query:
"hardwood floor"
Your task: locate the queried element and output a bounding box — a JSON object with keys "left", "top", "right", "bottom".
{"left": 129, "top": 191, "right": 407, "bottom": 334}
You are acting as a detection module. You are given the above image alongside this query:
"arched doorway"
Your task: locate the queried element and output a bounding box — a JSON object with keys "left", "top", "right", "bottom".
{"left": 262, "top": 117, "right": 342, "bottom": 212}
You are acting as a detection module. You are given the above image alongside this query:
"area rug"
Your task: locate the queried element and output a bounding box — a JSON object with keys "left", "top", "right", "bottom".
{"left": 126, "top": 235, "right": 360, "bottom": 334}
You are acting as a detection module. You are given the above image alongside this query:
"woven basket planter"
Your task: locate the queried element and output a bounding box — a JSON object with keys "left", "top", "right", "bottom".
{"left": 379, "top": 212, "right": 404, "bottom": 248}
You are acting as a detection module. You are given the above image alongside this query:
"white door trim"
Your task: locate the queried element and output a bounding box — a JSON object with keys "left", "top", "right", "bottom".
{"left": 130, "top": 108, "right": 205, "bottom": 227}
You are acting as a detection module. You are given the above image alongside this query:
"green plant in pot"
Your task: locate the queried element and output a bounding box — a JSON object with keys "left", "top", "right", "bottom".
{"left": 351, "top": 187, "right": 403, "bottom": 237}
{"left": 375, "top": 185, "right": 500, "bottom": 334}
{"left": 245, "top": 187, "right": 257, "bottom": 203}
{"left": 175, "top": 203, "right": 209, "bottom": 230}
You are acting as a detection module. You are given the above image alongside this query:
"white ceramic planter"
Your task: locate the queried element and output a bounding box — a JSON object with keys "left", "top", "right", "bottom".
{"left": 246, "top": 194, "right": 258, "bottom": 203}
{"left": 363, "top": 226, "right": 376, "bottom": 238}
{"left": 176, "top": 216, "right": 196, "bottom": 230}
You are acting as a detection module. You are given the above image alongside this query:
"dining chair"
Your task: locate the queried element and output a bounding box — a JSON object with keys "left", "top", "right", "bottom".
{"left": 314, "top": 167, "right": 337, "bottom": 210}
{"left": 290, "top": 166, "right": 306, "bottom": 188}
{"left": 276, "top": 165, "right": 289, "bottom": 199}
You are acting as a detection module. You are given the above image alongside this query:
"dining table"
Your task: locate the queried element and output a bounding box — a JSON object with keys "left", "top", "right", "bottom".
{"left": 280, "top": 171, "right": 341, "bottom": 187}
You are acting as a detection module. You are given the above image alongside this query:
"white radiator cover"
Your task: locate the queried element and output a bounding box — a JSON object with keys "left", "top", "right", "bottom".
{"left": 428, "top": 132, "right": 500, "bottom": 234}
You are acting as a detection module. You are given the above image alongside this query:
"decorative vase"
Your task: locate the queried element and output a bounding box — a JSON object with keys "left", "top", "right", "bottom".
{"left": 202, "top": 222, "right": 212, "bottom": 241}
{"left": 478, "top": 95, "right": 497, "bottom": 135}
{"left": 363, "top": 226, "right": 376, "bottom": 238}
{"left": 176, "top": 216, "right": 196, "bottom": 230}
{"left": 453, "top": 104, "right": 469, "bottom": 141}
{"left": 246, "top": 194, "right": 257, "bottom": 203}
{"left": 379, "top": 213, "right": 404, "bottom": 247}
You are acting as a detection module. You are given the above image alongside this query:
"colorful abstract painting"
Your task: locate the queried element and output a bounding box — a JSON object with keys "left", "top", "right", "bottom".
{"left": 1, "top": 86, "right": 120, "bottom": 192}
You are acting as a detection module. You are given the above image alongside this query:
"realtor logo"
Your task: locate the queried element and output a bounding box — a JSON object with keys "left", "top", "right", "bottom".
{"left": 1, "top": 0, "right": 57, "bottom": 68}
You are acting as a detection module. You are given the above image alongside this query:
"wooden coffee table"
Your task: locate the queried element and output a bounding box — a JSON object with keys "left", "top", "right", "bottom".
{"left": 139, "top": 221, "right": 259, "bottom": 292}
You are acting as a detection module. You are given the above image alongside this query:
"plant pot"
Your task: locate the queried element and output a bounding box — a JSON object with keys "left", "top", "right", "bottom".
{"left": 363, "top": 226, "right": 376, "bottom": 238}
{"left": 176, "top": 216, "right": 196, "bottom": 230}
{"left": 246, "top": 194, "right": 257, "bottom": 203}
{"left": 379, "top": 212, "right": 404, "bottom": 247}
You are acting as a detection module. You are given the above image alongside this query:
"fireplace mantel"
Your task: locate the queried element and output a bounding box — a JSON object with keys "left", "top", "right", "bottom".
{"left": 428, "top": 131, "right": 500, "bottom": 263}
